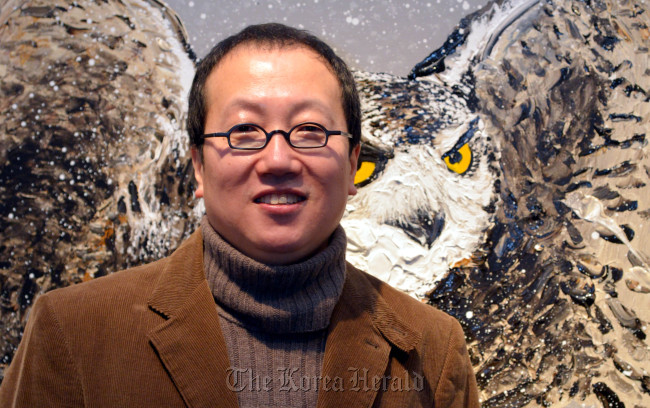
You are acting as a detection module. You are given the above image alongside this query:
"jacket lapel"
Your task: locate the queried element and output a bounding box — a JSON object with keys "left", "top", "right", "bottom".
{"left": 317, "top": 264, "right": 421, "bottom": 408}
{"left": 144, "top": 233, "right": 421, "bottom": 408}
{"left": 146, "top": 229, "right": 239, "bottom": 408}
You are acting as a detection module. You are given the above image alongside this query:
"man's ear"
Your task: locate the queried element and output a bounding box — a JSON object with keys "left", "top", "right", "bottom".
{"left": 348, "top": 144, "right": 361, "bottom": 196}
{"left": 191, "top": 146, "right": 205, "bottom": 199}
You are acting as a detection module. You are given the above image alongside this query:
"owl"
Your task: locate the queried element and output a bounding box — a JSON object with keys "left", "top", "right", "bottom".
{"left": 341, "top": 0, "right": 650, "bottom": 406}
{"left": 364, "top": 0, "right": 650, "bottom": 406}
{"left": 0, "top": 0, "right": 196, "bottom": 370}
{"left": 343, "top": 71, "right": 497, "bottom": 297}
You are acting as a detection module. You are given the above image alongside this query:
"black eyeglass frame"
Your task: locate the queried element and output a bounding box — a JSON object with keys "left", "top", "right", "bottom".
{"left": 202, "top": 122, "right": 353, "bottom": 150}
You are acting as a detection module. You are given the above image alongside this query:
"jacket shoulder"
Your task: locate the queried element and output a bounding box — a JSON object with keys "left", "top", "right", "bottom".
{"left": 39, "top": 255, "right": 167, "bottom": 310}
{"left": 344, "top": 263, "right": 479, "bottom": 407}
{"left": 345, "top": 262, "right": 458, "bottom": 333}
{"left": 39, "top": 228, "right": 203, "bottom": 312}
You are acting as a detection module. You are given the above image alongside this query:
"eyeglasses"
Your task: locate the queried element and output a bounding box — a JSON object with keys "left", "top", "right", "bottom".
{"left": 202, "top": 122, "right": 352, "bottom": 150}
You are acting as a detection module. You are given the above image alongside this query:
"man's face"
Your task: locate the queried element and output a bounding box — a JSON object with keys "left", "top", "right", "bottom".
{"left": 191, "top": 44, "right": 360, "bottom": 265}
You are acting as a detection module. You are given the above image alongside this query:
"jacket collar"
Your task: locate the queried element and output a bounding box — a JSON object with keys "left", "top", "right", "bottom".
{"left": 146, "top": 229, "right": 420, "bottom": 408}
{"left": 147, "top": 228, "right": 239, "bottom": 408}
{"left": 317, "top": 262, "right": 421, "bottom": 407}
{"left": 341, "top": 262, "right": 422, "bottom": 352}
{"left": 147, "top": 230, "right": 204, "bottom": 317}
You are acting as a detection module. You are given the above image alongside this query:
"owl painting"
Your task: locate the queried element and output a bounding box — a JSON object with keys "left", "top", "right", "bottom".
{"left": 1, "top": 0, "right": 649, "bottom": 406}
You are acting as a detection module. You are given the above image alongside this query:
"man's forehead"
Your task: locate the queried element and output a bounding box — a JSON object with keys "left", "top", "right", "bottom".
{"left": 212, "top": 42, "right": 333, "bottom": 78}
{"left": 202, "top": 40, "right": 345, "bottom": 126}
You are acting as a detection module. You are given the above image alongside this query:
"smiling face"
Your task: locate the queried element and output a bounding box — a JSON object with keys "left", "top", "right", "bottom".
{"left": 191, "top": 44, "right": 359, "bottom": 265}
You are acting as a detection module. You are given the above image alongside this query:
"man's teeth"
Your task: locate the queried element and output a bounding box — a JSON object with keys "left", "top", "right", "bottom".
{"left": 257, "top": 193, "right": 303, "bottom": 205}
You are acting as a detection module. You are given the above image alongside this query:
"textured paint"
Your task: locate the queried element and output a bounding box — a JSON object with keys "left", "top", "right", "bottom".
{"left": 344, "top": 72, "right": 496, "bottom": 296}
{"left": 0, "top": 0, "right": 196, "bottom": 369}
{"left": 412, "top": 0, "right": 650, "bottom": 406}
{"left": 1, "top": 0, "right": 649, "bottom": 406}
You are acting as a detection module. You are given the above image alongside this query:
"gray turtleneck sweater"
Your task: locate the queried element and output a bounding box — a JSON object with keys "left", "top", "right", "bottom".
{"left": 201, "top": 217, "right": 347, "bottom": 408}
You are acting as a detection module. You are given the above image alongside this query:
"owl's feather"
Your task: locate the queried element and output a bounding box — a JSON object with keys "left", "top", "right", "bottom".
{"left": 0, "top": 0, "right": 195, "bottom": 368}
{"left": 408, "top": 0, "right": 650, "bottom": 405}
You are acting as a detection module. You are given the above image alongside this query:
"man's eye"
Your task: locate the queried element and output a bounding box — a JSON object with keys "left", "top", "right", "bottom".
{"left": 295, "top": 127, "right": 323, "bottom": 136}
{"left": 299, "top": 125, "right": 322, "bottom": 132}
{"left": 233, "top": 125, "right": 257, "bottom": 133}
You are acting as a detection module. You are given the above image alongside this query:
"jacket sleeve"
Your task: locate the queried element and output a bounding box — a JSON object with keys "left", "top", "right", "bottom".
{"left": 0, "top": 293, "right": 85, "bottom": 407}
{"left": 434, "top": 319, "right": 480, "bottom": 408}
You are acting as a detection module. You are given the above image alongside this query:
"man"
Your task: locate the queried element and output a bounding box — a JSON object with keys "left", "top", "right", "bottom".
{"left": 0, "top": 23, "right": 479, "bottom": 407}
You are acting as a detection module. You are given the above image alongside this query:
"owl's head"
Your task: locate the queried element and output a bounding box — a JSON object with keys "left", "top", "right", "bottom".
{"left": 342, "top": 71, "right": 498, "bottom": 297}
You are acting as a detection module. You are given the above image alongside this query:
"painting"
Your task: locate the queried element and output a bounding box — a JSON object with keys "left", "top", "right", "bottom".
{"left": 1, "top": 0, "right": 648, "bottom": 406}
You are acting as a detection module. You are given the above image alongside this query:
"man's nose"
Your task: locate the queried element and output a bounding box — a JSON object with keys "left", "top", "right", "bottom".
{"left": 255, "top": 132, "right": 301, "bottom": 176}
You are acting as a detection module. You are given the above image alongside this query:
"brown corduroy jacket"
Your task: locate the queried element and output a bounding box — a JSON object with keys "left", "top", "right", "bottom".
{"left": 0, "top": 228, "right": 479, "bottom": 407}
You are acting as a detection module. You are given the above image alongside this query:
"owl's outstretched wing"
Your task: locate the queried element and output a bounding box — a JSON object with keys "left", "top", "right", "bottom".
{"left": 0, "top": 0, "right": 196, "bottom": 370}
{"left": 410, "top": 0, "right": 650, "bottom": 406}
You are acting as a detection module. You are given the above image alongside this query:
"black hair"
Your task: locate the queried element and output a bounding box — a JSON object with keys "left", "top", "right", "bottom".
{"left": 186, "top": 23, "right": 361, "bottom": 153}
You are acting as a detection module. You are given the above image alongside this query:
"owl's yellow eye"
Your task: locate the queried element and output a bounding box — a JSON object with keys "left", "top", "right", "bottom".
{"left": 354, "top": 142, "right": 393, "bottom": 187}
{"left": 354, "top": 161, "right": 376, "bottom": 185}
{"left": 443, "top": 143, "right": 472, "bottom": 174}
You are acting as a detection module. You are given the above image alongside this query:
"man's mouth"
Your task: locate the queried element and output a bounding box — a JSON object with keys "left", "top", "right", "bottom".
{"left": 254, "top": 193, "right": 306, "bottom": 205}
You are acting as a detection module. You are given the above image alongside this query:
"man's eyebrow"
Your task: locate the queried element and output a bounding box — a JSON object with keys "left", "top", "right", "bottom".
{"left": 220, "top": 99, "right": 265, "bottom": 118}
{"left": 289, "top": 99, "right": 337, "bottom": 122}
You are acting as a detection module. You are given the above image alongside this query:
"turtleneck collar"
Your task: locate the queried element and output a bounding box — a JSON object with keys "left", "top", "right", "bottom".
{"left": 201, "top": 216, "right": 347, "bottom": 334}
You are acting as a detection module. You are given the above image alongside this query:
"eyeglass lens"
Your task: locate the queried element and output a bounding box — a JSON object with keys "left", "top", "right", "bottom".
{"left": 229, "top": 124, "right": 327, "bottom": 149}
